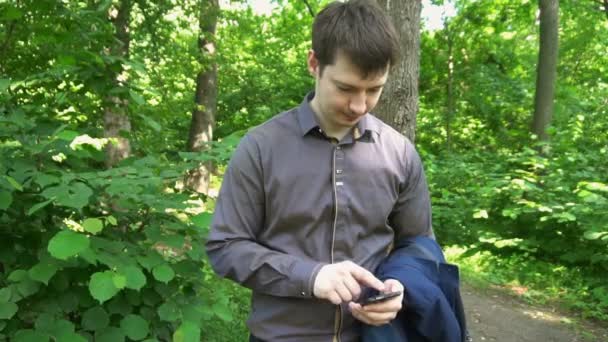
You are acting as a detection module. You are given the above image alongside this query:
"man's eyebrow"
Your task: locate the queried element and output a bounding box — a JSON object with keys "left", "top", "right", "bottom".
{"left": 332, "top": 79, "right": 386, "bottom": 89}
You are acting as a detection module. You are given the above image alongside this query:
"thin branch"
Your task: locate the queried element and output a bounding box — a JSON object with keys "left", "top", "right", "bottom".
{"left": 301, "top": 0, "right": 315, "bottom": 17}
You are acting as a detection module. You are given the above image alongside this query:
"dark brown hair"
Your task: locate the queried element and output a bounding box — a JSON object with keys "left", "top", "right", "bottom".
{"left": 312, "top": 0, "right": 399, "bottom": 78}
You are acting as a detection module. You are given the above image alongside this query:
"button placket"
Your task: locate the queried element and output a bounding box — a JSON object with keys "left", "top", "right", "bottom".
{"left": 333, "top": 145, "right": 348, "bottom": 261}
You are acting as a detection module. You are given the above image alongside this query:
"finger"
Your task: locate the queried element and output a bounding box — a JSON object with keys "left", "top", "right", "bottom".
{"left": 384, "top": 278, "right": 404, "bottom": 292}
{"left": 357, "top": 310, "right": 397, "bottom": 325}
{"left": 362, "top": 296, "right": 403, "bottom": 313}
{"left": 335, "top": 283, "right": 353, "bottom": 303}
{"left": 327, "top": 291, "right": 342, "bottom": 305}
{"left": 349, "top": 265, "right": 385, "bottom": 292}
{"left": 343, "top": 275, "right": 362, "bottom": 300}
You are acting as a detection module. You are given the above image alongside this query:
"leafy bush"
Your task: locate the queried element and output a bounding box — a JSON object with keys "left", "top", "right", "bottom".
{"left": 0, "top": 92, "right": 241, "bottom": 340}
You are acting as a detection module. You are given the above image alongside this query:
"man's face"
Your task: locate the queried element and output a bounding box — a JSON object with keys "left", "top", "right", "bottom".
{"left": 308, "top": 50, "right": 389, "bottom": 130}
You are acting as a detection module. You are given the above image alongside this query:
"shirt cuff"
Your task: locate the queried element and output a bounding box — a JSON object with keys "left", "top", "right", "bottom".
{"left": 291, "top": 259, "right": 324, "bottom": 298}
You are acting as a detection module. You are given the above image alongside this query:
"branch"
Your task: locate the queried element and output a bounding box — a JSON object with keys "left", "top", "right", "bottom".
{"left": 301, "top": 0, "right": 315, "bottom": 17}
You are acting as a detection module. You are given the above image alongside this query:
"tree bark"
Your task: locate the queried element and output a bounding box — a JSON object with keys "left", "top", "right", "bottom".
{"left": 532, "top": 0, "right": 559, "bottom": 142}
{"left": 185, "top": 0, "right": 219, "bottom": 194}
{"left": 445, "top": 18, "right": 454, "bottom": 150}
{"left": 374, "top": 0, "right": 422, "bottom": 143}
{"left": 104, "top": 0, "right": 132, "bottom": 168}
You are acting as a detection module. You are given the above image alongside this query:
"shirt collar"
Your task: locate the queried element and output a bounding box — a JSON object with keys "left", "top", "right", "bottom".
{"left": 296, "top": 92, "right": 381, "bottom": 138}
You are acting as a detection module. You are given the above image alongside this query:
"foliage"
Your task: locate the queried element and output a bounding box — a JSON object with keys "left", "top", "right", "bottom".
{"left": 0, "top": 1, "right": 243, "bottom": 339}
{"left": 0, "top": 107, "right": 241, "bottom": 339}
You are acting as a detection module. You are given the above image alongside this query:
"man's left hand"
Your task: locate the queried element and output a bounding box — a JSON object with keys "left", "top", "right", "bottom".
{"left": 348, "top": 279, "right": 404, "bottom": 326}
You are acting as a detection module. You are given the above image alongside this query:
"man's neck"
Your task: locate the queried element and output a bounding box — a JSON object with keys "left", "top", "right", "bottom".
{"left": 310, "top": 98, "right": 351, "bottom": 141}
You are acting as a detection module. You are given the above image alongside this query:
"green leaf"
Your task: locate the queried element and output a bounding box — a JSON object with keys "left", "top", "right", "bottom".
{"left": 190, "top": 212, "right": 212, "bottom": 229}
{"left": 584, "top": 231, "right": 607, "bottom": 240}
{"left": 130, "top": 90, "right": 146, "bottom": 105}
{"left": 120, "top": 314, "right": 149, "bottom": 340}
{"left": 107, "top": 215, "right": 118, "bottom": 226}
{"left": 28, "top": 261, "right": 59, "bottom": 285}
{"left": 13, "top": 329, "right": 49, "bottom": 342}
{"left": 0, "top": 302, "right": 18, "bottom": 319}
{"left": 17, "top": 279, "right": 40, "bottom": 297}
{"left": 138, "top": 114, "right": 161, "bottom": 132}
{"left": 55, "top": 332, "right": 87, "bottom": 342}
{"left": 83, "top": 218, "right": 104, "bottom": 234}
{"left": 113, "top": 274, "right": 127, "bottom": 289}
{"left": 172, "top": 321, "right": 200, "bottom": 342}
{"left": 56, "top": 130, "right": 80, "bottom": 141}
{"left": 41, "top": 183, "right": 92, "bottom": 209}
{"left": 34, "top": 313, "right": 55, "bottom": 333}
{"left": 89, "top": 271, "right": 121, "bottom": 303}
{"left": 157, "top": 301, "right": 180, "bottom": 322}
{"left": 0, "top": 287, "right": 11, "bottom": 302}
{"left": 95, "top": 327, "right": 125, "bottom": 342}
{"left": 48, "top": 230, "right": 90, "bottom": 260}
{"left": 27, "top": 198, "right": 54, "bottom": 216}
{"left": 152, "top": 264, "right": 175, "bottom": 283}
{"left": 47, "top": 319, "right": 75, "bottom": 338}
{"left": 0, "top": 7, "right": 23, "bottom": 20}
{"left": 0, "top": 191, "right": 12, "bottom": 210}
{"left": 4, "top": 175, "right": 23, "bottom": 191}
{"left": 137, "top": 253, "right": 164, "bottom": 271}
{"left": 82, "top": 307, "right": 110, "bottom": 332}
{"left": 118, "top": 266, "right": 146, "bottom": 290}
{"left": 212, "top": 300, "right": 233, "bottom": 321}
{"left": 0, "top": 78, "right": 10, "bottom": 93}
{"left": 8, "top": 269, "right": 28, "bottom": 281}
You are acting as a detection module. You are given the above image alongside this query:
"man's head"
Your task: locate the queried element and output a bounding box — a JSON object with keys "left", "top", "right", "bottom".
{"left": 311, "top": 0, "right": 399, "bottom": 78}
{"left": 308, "top": 0, "right": 398, "bottom": 133}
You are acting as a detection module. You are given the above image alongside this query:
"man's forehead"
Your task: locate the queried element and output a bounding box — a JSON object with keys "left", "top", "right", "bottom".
{"left": 325, "top": 52, "right": 389, "bottom": 87}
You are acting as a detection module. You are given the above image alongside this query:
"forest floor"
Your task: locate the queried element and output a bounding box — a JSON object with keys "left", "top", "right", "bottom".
{"left": 462, "top": 282, "right": 608, "bottom": 342}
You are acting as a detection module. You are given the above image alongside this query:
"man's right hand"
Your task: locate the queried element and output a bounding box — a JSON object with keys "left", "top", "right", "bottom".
{"left": 313, "top": 261, "right": 385, "bottom": 305}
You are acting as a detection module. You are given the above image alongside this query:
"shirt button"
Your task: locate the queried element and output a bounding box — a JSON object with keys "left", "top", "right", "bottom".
{"left": 336, "top": 169, "right": 343, "bottom": 174}
{"left": 336, "top": 146, "right": 341, "bottom": 150}
{"left": 301, "top": 291, "right": 306, "bottom": 296}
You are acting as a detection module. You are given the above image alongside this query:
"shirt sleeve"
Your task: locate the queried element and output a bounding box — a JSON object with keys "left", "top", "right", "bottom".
{"left": 388, "top": 138, "right": 435, "bottom": 241}
{"left": 205, "top": 135, "right": 323, "bottom": 298}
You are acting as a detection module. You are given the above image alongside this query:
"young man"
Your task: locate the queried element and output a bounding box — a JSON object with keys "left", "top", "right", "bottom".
{"left": 206, "top": 1, "right": 433, "bottom": 341}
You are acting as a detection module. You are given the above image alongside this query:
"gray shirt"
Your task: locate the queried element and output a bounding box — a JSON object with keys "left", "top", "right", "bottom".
{"left": 206, "top": 93, "right": 433, "bottom": 342}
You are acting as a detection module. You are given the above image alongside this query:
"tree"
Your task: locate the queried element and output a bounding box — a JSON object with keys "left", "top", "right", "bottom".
{"left": 532, "top": 0, "right": 559, "bottom": 142}
{"left": 104, "top": 0, "right": 133, "bottom": 167}
{"left": 185, "top": 0, "right": 219, "bottom": 193}
{"left": 374, "top": 0, "right": 422, "bottom": 143}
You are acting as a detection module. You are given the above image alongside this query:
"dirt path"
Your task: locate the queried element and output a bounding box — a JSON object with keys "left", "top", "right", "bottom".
{"left": 461, "top": 283, "right": 608, "bottom": 342}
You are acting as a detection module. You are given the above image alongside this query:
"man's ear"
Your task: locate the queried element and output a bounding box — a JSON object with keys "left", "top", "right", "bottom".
{"left": 307, "top": 50, "right": 319, "bottom": 77}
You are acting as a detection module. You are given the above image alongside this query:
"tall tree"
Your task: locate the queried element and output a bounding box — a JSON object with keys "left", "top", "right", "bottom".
{"left": 104, "top": 0, "right": 132, "bottom": 167}
{"left": 185, "top": 0, "right": 219, "bottom": 193}
{"left": 532, "top": 0, "right": 559, "bottom": 142}
{"left": 374, "top": 0, "right": 422, "bottom": 143}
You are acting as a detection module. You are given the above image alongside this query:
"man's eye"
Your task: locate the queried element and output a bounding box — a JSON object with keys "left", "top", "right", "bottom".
{"left": 338, "top": 87, "right": 352, "bottom": 92}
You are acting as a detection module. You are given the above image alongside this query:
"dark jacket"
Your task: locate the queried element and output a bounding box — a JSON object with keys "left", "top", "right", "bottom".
{"left": 361, "top": 236, "right": 470, "bottom": 342}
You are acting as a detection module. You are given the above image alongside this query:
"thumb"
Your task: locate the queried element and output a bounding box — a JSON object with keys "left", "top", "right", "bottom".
{"left": 384, "top": 278, "right": 404, "bottom": 292}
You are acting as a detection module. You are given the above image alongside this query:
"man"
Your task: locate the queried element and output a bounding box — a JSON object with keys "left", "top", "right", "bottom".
{"left": 206, "top": 1, "right": 433, "bottom": 341}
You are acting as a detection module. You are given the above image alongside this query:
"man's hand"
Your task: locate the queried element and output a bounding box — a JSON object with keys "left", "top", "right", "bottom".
{"left": 313, "top": 261, "right": 385, "bottom": 305}
{"left": 348, "top": 279, "right": 404, "bottom": 326}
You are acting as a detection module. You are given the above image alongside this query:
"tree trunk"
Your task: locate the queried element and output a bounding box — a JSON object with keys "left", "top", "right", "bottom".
{"left": 185, "top": 0, "right": 219, "bottom": 194}
{"left": 532, "top": 0, "right": 559, "bottom": 142}
{"left": 445, "top": 18, "right": 454, "bottom": 150}
{"left": 374, "top": 0, "right": 422, "bottom": 143}
{"left": 104, "top": 0, "right": 132, "bottom": 168}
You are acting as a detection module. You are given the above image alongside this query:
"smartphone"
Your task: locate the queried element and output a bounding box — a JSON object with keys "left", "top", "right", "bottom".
{"left": 358, "top": 290, "right": 402, "bottom": 306}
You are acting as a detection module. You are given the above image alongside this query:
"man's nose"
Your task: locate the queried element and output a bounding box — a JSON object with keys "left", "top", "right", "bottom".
{"left": 349, "top": 94, "right": 367, "bottom": 115}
